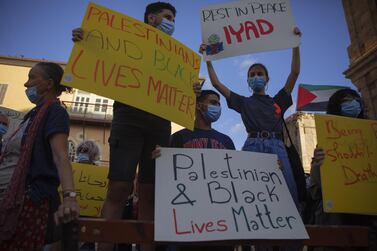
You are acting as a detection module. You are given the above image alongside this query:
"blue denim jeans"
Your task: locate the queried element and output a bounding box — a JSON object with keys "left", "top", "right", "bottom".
{"left": 242, "top": 137, "right": 299, "bottom": 207}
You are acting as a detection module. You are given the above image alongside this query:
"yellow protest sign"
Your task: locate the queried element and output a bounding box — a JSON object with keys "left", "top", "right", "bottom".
{"left": 71, "top": 162, "right": 108, "bottom": 217}
{"left": 62, "top": 2, "right": 200, "bottom": 130}
{"left": 315, "top": 114, "right": 377, "bottom": 214}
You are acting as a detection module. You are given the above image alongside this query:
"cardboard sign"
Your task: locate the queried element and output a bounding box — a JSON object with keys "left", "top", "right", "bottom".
{"left": 71, "top": 162, "right": 108, "bottom": 217}
{"left": 315, "top": 114, "right": 377, "bottom": 214}
{"left": 200, "top": 0, "right": 300, "bottom": 60}
{"left": 62, "top": 3, "right": 200, "bottom": 130}
{"left": 155, "top": 148, "right": 308, "bottom": 242}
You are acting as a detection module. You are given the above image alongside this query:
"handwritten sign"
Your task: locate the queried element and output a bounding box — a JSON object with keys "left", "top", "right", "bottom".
{"left": 62, "top": 3, "right": 200, "bottom": 130}
{"left": 315, "top": 114, "right": 377, "bottom": 214}
{"left": 155, "top": 148, "right": 308, "bottom": 241}
{"left": 71, "top": 162, "right": 108, "bottom": 217}
{"left": 0, "top": 106, "right": 24, "bottom": 138}
{"left": 200, "top": 0, "right": 299, "bottom": 61}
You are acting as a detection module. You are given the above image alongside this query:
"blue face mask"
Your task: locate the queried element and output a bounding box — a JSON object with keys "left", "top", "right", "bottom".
{"left": 0, "top": 124, "right": 8, "bottom": 135}
{"left": 247, "top": 76, "right": 266, "bottom": 92}
{"left": 77, "top": 153, "right": 90, "bottom": 162}
{"left": 25, "top": 86, "right": 40, "bottom": 104}
{"left": 341, "top": 99, "right": 361, "bottom": 118}
{"left": 203, "top": 105, "right": 221, "bottom": 123}
{"left": 156, "top": 18, "right": 175, "bottom": 35}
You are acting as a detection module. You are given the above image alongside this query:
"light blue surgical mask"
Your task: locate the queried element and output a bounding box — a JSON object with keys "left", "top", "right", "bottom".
{"left": 247, "top": 76, "right": 266, "bottom": 92}
{"left": 25, "top": 86, "right": 40, "bottom": 104}
{"left": 0, "top": 124, "right": 8, "bottom": 135}
{"left": 341, "top": 99, "right": 361, "bottom": 118}
{"left": 77, "top": 153, "right": 90, "bottom": 162}
{"left": 156, "top": 18, "right": 175, "bottom": 35}
{"left": 203, "top": 105, "right": 221, "bottom": 123}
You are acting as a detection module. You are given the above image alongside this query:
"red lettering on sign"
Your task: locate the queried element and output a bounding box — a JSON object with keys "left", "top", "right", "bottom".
{"left": 223, "top": 19, "right": 274, "bottom": 45}
{"left": 172, "top": 208, "right": 228, "bottom": 235}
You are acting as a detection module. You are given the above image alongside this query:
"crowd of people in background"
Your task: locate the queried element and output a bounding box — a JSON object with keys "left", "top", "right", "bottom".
{"left": 0, "top": 1, "right": 375, "bottom": 251}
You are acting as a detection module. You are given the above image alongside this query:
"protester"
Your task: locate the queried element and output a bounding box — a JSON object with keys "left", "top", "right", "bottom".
{"left": 0, "top": 62, "right": 79, "bottom": 250}
{"left": 309, "top": 88, "right": 376, "bottom": 251}
{"left": 153, "top": 89, "right": 235, "bottom": 251}
{"left": 76, "top": 140, "right": 101, "bottom": 251}
{"left": 76, "top": 139, "right": 100, "bottom": 165}
{"left": 72, "top": 2, "right": 201, "bottom": 250}
{"left": 200, "top": 27, "right": 302, "bottom": 208}
{"left": 170, "top": 89, "right": 235, "bottom": 150}
{"left": 200, "top": 28, "right": 301, "bottom": 251}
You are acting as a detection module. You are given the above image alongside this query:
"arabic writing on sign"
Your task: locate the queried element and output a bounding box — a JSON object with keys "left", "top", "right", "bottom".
{"left": 72, "top": 162, "right": 109, "bottom": 217}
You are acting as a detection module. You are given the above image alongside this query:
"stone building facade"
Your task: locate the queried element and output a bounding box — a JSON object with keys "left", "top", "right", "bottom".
{"left": 284, "top": 112, "right": 316, "bottom": 173}
{"left": 342, "top": 0, "right": 377, "bottom": 119}
{"left": 284, "top": 1, "right": 377, "bottom": 173}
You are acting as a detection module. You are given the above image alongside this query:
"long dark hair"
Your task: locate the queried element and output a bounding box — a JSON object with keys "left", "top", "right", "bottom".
{"left": 327, "top": 88, "right": 364, "bottom": 118}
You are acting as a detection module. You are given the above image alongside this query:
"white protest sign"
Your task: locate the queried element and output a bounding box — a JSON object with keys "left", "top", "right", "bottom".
{"left": 200, "top": 0, "right": 300, "bottom": 61}
{"left": 155, "top": 148, "right": 308, "bottom": 242}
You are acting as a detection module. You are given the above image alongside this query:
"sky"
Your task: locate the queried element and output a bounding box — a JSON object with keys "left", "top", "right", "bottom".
{"left": 0, "top": 0, "right": 354, "bottom": 149}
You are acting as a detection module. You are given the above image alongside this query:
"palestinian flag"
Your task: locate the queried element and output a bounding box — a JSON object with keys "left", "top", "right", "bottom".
{"left": 296, "top": 84, "right": 349, "bottom": 112}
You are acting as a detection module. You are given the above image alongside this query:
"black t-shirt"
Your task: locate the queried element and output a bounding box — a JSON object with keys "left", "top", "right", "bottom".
{"left": 111, "top": 101, "right": 170, "bottom": 131}
{"left": 170, "top": 128, "right": 235, "bottom": 150}
{"left": 227, "top": 88, "right": 292, "bottom": 133}
{"left": 23, "top": 102, "right": 70, "bottom": 203}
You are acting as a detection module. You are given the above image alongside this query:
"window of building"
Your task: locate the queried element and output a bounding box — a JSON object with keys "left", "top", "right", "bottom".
{"left": 94, "top": 98, "right": 101, "bottom": 112}
{"left": 73, "top": 96, "right": 90, "bottom": 113}
{"left": 93, "top": 98, "right": 110, "bottom": 113}
{"left": 102, "top": 99, "right": 109, "bottom": 112}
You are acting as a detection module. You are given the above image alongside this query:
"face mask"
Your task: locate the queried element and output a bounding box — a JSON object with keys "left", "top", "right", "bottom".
{"left": 341, "top": 99, "right": 361, "bottom": 118}
{"left": 77, "top": 153, "right": 90, "bottom": 162}
{"left": 25, "top": 86, "right": 40, "bottom": 104}
{"left": 0, "top": 124, "right": 8, "bottom": 135}
{"left": 247, "top": 76, "right": 266, "bottom": 92}
{"left": 203, "top": 104, "right": 221, "bottom": 123}
{"left": 156, "top": 18, "right": 175, "bottom": 35}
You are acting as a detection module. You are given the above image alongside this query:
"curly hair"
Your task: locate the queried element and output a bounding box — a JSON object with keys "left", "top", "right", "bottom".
{"left": 326, "top": 88, "right": 364, "bottom": 118}
{"left": 76, "top": 140, "right": 100, "bottom": 162}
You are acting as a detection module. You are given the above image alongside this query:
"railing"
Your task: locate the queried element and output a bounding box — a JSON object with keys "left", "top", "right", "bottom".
{"left": 63, "top": 219, "right": 376, "bottom": 250}
{"left": 62, "top": 101, "right": 113, "bottom": 122}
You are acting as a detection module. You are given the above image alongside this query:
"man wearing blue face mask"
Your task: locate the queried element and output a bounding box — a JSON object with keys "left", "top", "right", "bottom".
{"left": 152, "top": 90, "right": 235, "bottom": 251}
{"left": 169, "top": 90, "right": 235, "bottom": 150}
{"left": 72, "top": 2, "right": 202, "bottom": 251}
